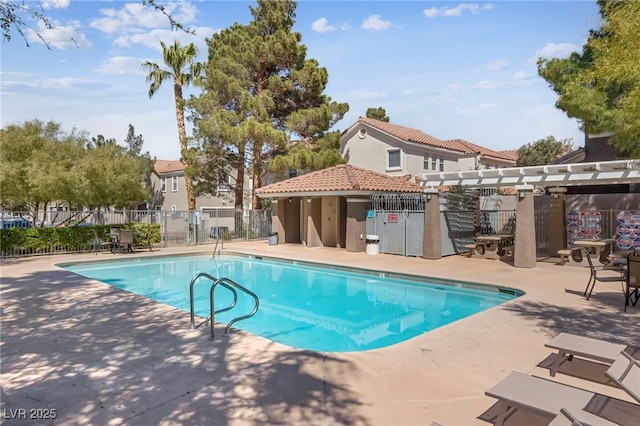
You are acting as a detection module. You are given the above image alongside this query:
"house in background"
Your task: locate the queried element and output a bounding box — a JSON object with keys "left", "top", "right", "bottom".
{"left": 151, "top": 160, "right": 240, "bottom": 212}
{"left": 340, "top": 117, "right": 516, "bottom": 182}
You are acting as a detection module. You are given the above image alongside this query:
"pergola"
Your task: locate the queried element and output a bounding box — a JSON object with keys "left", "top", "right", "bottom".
{"left": 416, "top": 159, "right": 640, "bottom": 189}
{"left": 416, "top": 159, "right": 640, "bottom": 269}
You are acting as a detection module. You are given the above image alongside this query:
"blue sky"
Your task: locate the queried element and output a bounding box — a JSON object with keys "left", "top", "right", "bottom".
{"left": 1, "top": 1, "right": 601, "bottom": 160}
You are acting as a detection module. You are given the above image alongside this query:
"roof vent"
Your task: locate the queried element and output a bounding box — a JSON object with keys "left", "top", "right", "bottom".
{"left": 358, "top": 128, "right": 367, "bottom": 139}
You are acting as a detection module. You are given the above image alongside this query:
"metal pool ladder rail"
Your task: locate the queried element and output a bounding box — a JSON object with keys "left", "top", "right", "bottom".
{"left": 188, "top": 273, "right": 259, "bottom": 339}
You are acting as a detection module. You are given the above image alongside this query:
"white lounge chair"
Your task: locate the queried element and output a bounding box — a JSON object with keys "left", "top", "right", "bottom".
{"left": 544, "top": 332, "right": 629, "bottom": 377}
{"left": 484, "top": 371, "right": 636, "bottom": 426}
{"left": 547, "top": 407, "right": 599, "bottom": 426}
{"left": 604, "top": 351, "right": 640, "bottom": 403}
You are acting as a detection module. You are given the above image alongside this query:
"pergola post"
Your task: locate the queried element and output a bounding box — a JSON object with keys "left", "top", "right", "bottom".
{"left": 423, "top": 189, "right": 442, "bottom": 260}
{"left": 548, "top": 187, "right": 568, "bottom": 256}
{"left": 514, "top": 184, "right": 536, "bottom": 268}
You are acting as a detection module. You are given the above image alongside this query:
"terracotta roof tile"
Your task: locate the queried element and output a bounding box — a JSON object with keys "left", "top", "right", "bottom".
{"left": 355, "top": 117, "right": 453, "bottom": 149}
{"left": 498, "top": 149, "right": 519, "bottom": 161}
{"left": 256, "top": 164, "right": 423, "bottom": 195}
{"left": 444, "top": 139, "right": 516, "bottom": 162}
{"left": 154, "top": 160, "right": 184, "bottom": 174}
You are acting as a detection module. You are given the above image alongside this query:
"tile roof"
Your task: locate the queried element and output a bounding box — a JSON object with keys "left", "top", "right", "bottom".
{"left": 154, "top": 160, "right": 184, "bottom": 174}
{"left": 354, "top": 117, "right": 452, "bottom": 149}
{"left": 256, "top": 164, "right": 423, "bottom": 196}
{"left": 443, "top": 139, "right": 516, "bottom": 162}
{"left": 353, "top": 118, "right": 516, "bottom": 163}
{"left": 498, "top": 149, "right": 519, "bottom": 162}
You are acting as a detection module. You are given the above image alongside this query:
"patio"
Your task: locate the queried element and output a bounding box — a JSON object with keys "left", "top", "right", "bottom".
{"left": 1, "top": 241, "right": 638, "bottom": 425}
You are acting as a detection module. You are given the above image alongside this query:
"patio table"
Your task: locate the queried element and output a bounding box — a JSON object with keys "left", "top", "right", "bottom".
{"left": 473, "top": 234, "right": 515, "bottom": 260}
{"left": 574, "top": 238, "right": 616, "bottom": 267}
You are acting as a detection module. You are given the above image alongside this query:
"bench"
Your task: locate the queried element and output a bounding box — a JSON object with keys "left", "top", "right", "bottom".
{"left": 557, "top": 247, "right": 580, "bottom": 265}
{"left": 464, "top": 243, "right": 486, "bottom": 257}
{"left": 500, "top": 245, "right": 515, "bottom": 259}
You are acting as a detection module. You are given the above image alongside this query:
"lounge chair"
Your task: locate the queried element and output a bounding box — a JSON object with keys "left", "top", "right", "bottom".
{"left": 624, "top": 255, "right": 640, "bottom": 311}
{"left": 547, "top": 407, "right": 602, "bottom": 426}
{"left": 484, "top": 371, "right": 637, "bottom": 426}
{"left": 604, "top": 351, "right": 640, "bottom": 403}
{"left": 582, "top": 248, "right": 626, "bottom": 300}
{"left": 544, "top": 333, "right": 629, "bottom": 377}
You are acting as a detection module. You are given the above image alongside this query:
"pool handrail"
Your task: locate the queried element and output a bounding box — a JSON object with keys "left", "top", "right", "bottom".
{"left": 189, "top": 272, "right": 238, "bottom": 330}
{"left": 210, "top": 277, "right": 259, "bottom": 339}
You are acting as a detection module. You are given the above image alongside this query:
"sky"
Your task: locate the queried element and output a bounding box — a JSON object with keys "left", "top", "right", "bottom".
{"left": 1, "top": 0, "right": 602, "bottom": 160}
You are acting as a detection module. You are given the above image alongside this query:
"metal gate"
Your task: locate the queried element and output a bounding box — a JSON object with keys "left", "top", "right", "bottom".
{"left": 439, "top": 191, "right": 478, "bottom": 256}
{"left": 366, "top": 194, "right": 424, "bottom": 256}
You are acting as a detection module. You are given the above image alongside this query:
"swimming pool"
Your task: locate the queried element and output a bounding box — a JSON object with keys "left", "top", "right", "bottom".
{"left": 60, "top": 254, "right": 522, "bottom": 352}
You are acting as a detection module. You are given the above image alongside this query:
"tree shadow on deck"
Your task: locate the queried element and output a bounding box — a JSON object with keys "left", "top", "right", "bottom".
{"left": 0, "top": 268, "right": 371, "bottom": 425}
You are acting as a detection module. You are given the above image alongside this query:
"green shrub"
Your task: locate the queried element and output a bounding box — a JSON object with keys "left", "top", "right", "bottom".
{"left": 0, "top": 223, "right": 161, "bottom": 256}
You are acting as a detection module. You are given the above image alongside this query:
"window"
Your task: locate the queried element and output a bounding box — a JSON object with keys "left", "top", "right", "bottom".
{"left": 386, "top": 149, "right": 401, "bottom": 170}
{"left": 431, "top": 156, "right": 437, "bottom": 171}
{"left": 423, "top": 155, "right": 429, "bottom": 170}
{"left": 439, "top": 156, "right": 445, "bottom": 172}
{"left": 217, "top": 171, "right": 230, "bottom": 192}
{"left": 160, "top": 177, "right": 166, "bottom": 192}
{"left": 171, "top": 176, "right": 178, "bottom": 192}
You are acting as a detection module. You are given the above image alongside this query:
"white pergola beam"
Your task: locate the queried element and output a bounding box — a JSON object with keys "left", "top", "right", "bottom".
{"left": 417, "top": 159, "right": 640, "bottom": 188}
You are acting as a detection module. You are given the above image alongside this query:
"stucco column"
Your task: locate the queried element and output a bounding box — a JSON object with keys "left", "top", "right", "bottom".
{"left": 423, "top": 189, "right": 442, "bottom": 260}
{"left": 548, "top": 187, "right": 567, "bottom": 255}
{"left": 514, "top": 185, "right": 536, "bottom": 268}
{"left": 306, "top": 197, "right": 322, "bottom": 247}
{"left": 271, "top": 199, "right": 285, "bottom": 245}
{"left": 345, "top": 198, "right": 368, "bottom": 252}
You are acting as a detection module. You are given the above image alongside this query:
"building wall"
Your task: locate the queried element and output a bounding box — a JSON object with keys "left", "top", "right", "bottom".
{"left": 341, "top": 125, "right": 461, "bottom": 181}
{"left": 150, "top": 171, "right": 236, "bottom": 211}
{"left": 340, "top": 123, "right": 513, "bottom": 183}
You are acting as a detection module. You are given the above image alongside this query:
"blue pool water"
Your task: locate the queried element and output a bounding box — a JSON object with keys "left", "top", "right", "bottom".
{"left": 60, "top": 254, "right": 522, "bottom": 352}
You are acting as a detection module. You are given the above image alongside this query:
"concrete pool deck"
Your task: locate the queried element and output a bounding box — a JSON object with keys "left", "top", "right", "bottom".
{"left": 1, "top": 242, "right": 639, "bottom": 425}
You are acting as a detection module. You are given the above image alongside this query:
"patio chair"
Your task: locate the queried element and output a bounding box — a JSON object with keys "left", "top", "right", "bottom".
{"left": 484, "top": 371, "right": 637, "bottom": 426}
{"left": 90, "top": 229, "right": 111, "bottom": 254}
{"left": 544, "top": 333, "right": 629, "bottom": 377}
{"left": 117, "top": 229, "right": 135, "bottom": 254}
{"left": 582, "top": 248, "right": 626, "bottom": 300}
{"left": 624, "top": 255, "right": 640, "bottom": 311}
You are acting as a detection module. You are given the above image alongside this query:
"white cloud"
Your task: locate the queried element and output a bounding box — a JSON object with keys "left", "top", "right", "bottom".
{"left": 311, "top": 17, "right": 337, "bottom": 34}
{"left": 94, "top": 56, "right": 148, "bottom": 76}
{"left": 424, "top": 3, "right": 493, "bottom": 18}
{"left": 530, "top": 42, "right": 579, "bottom": 63}
{"left": 361, "top": 15, "right": 391, "bottom": 31}
{"left": 457, "top": 101, "right": 500, "bottom": 115}
{"left": 486, "top": 59, "right": 508, "bottom": 71}
{"left": 25, "top": 20, "right": 92, "bottom": 49}
{"left": 347, "top": 88, "right": 387, "bottom": 101}
{"left": 113, "top": 25, "right": 214, "bottom": 55}
{"left": 41, "top": 0, "right": 70, "bottom": 9}
{"left": 512, "top": 70, "right": 531, "bottom": 81}
{"left": 90, "top": 2, "right": 196, "bottom": 35}
{"left": 475, "top": 80, "right": 499, "bottom": 90}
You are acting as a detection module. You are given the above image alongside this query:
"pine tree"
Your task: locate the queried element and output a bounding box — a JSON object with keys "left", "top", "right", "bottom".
{"left": 191, "top": 0, "right": 348, "bottom": 209}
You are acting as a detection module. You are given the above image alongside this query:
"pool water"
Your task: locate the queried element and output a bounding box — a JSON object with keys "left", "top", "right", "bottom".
{"left": 61, "top": 254, "right": 521, "bottom": 352}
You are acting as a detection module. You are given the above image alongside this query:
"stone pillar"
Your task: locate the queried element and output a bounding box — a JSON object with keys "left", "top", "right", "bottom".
{"left": 514, "top": 184, "right": 536, "bottom": 268}
{"left": 345, "top": 198, "right": 368, "bottom": 252}
{"left": 423, "top": 189, "right": 442, "bottom": 260}
{"left": 548, "top": 187, "right": 568, "bottom": 255}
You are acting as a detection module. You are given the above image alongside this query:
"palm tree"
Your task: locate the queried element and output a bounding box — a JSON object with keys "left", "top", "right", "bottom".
{"left": 142, "top": 39, "right": 202, "bottom": 211}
